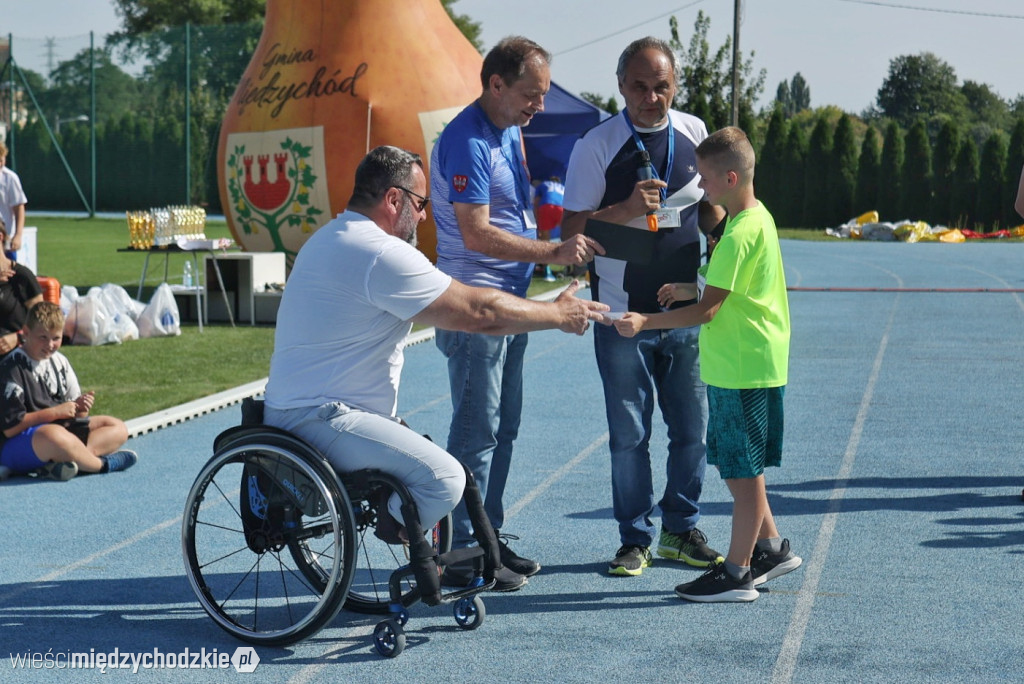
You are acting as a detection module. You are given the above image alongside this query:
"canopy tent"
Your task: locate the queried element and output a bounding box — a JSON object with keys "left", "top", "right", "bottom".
{"left": 523, "top": 81, "right": 611, "bottom": 182}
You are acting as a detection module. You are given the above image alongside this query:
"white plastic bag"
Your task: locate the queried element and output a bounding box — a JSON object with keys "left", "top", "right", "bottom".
{"left": 60, "top": 285, "right": 79, "bottom": 318}
{"left": 100, "top": 283, "right": 146, "bottom": 320}
{"left": 64, "top": 293, "right": 120, "bottom": 346}
{"left": 91, "top": 285, "right": 140, "bottom": 342}
{"left": 137, "top": 282, "right": 181, "bottom": 338}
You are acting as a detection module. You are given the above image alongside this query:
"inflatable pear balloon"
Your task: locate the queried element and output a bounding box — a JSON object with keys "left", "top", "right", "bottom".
{"left": 218, "top": 0, "right": 483, "bottom": 263}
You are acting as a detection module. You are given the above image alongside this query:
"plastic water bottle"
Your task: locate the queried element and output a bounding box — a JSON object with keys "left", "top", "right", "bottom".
{"left": 183, "top": 260, "right": 194, "bottom": 287}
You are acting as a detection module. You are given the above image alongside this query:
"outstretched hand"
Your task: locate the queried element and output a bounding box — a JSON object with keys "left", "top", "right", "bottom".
{"left": 612, "top": 312, "right": 647, "bottom": 338}
{"left": 552, "top": 234, "right": 606, "bottom": 266}
{"left": 554, "top": 280, "right": 610, "bottom": 335}
{"left": 657, "top": 282, "right": 698, "bottom": 308}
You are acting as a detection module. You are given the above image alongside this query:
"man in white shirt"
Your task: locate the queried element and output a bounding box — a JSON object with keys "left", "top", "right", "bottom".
{"left": 264, "top": 146, "right": 606, "bottom": 581}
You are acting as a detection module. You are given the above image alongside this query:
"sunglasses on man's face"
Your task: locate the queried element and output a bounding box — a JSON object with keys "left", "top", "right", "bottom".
{"left": 393, "top": 186, "right": 430, "bottom": 212}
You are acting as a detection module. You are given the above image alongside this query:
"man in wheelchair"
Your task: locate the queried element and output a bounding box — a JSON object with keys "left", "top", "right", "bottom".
{"left": 262, "top": 145, "right": 608, "bottom": 591}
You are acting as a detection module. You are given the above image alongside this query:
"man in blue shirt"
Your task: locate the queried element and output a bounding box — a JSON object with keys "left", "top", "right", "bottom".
{"left": 431, "top": 36, "right": 603, "bottom": 591}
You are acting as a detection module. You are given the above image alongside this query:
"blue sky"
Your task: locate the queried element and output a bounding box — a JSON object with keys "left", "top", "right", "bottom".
{"left": 6, "top": 0, "right": 1023, "bottom": 114}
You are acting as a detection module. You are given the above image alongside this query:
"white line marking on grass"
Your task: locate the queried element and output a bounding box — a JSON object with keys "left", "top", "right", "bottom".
{"left": 771, "top": 295, "right": 899, "bottom": 684}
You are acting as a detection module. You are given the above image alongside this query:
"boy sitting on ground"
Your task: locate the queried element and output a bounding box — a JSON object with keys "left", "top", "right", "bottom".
{"left": 0, "top": 301, "right": 138, "bottom": 480}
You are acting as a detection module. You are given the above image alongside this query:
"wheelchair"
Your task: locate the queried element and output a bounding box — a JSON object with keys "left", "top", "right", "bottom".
{"left": 181, "top": 399, "right": 502, "bottom": 657}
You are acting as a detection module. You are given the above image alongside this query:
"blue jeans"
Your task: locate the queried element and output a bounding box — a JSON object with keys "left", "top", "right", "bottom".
{"left": 593, "top": 322, "right": 708, "bottom": 547}
{"left": 436, "top": 329, "right": 527, "bottom": 548}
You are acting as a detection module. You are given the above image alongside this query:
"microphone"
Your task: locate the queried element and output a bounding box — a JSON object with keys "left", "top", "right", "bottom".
{"left": 637, "top": 150, "right": 659, "bottom": 231}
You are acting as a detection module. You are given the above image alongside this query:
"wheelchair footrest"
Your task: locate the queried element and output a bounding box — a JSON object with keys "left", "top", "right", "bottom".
{"left": 437, "top": 580, "right": 496, "bottom": 605}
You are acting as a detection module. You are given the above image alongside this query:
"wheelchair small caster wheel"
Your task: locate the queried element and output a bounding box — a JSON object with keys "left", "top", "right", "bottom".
{"left": 453, "top": 595, "right": 485, "bottom": 630}
{"left": 373, "top": 619, "right": 406, "bottom": 658}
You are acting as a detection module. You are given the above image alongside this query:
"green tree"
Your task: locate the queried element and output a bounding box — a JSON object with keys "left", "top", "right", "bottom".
{"left": 961, "top": 80, "right": 1009, "bottom": 131}
{"left": 579, "top": 92, "right": 619, "bottom": 115}
{"left": 669, "top": 10, "right": 765, "bottom": 131}
{"left": 775, "top": 72, "right": 810, "bottom": 118}
{"left": 878, "top": 121, "right": 904, "bottom": 220}
{"left": 900, "top": 119, "right": 931, "bottom": 220}
{"left": 802, "top": 114, "right": 833, "bottom": 228}
{"left": 854, "top": 125, "right": 882, "bottom": 215}
{"left": 976, "top": 131, "right": 1007, "bottom": 230}
{"left": 827, "top": 113, "right": 857, "bottom": 223}
{"left": 37, "top": 48, "right": 141, "bottom": 128}
{"left": 442, "top": 0, "right": 483, "bottom": 51}
{"left": 876, "top": 52, "right": 967, "bottom": 127}
{"left": 112, "top": 0, "right": 266, "bottom": 36}
{"left": 931, "top": 120, "right": 960, "bottom": 224}
{"left": 756, "top": 105, "right": 788, "bottom": 213}
{"left": 781, "top": 124, "right": 807, "bottom": 226}
{"left": 950, "top": 137, "right": 979, "bottom": 228}
{"left": 1003, "top": 119, "right": 1024, "bottom": 227}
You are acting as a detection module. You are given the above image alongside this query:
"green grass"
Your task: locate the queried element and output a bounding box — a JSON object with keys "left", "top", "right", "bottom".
{"left": 30, "top": 216, "right": 274, "bottom": 420}
{"left": 62, "top": 324, "right": 274, "bottom": 420}
{"left": 35, "top": 216, "right": 236, "bottom": 292}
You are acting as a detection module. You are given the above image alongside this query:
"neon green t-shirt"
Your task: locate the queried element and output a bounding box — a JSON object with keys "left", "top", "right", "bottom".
{"left": 699, "top": 201, "right": 790, "bottom": 389}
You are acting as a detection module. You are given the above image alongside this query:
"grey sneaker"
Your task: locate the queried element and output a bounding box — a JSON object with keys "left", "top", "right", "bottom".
{"left": 750, "top": 539, "right": 803, "bottom": 586}
{"left": 657, "top": 527, "right": 724, "bottom": 567}
{"left": 608, "top": 545, "right": 653, "bottom": 576}
{"left": 39, "top": 461, "right": 79, "bottom": 481}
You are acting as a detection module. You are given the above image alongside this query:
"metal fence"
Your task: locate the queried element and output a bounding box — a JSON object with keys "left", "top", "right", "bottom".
{"left": 2, "top": 23, "right": 260, "bottom": 215}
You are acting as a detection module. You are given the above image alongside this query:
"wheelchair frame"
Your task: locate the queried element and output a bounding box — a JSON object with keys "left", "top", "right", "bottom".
{"left": 181, "top": 401, "right": 501, "bottom": 657}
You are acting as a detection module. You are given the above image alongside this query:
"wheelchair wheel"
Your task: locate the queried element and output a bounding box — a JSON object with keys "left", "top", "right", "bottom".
{"left": 182, "top": 438, "right": 356, "bottom": 646}
{"left": 373, "top": 619, "right": 406, "bottom": 658}
{"left": 344, "top": 503, "right": 452, "bottom": 615}
{"left": 453, "top": 595, "right": 485, "bottom": 630}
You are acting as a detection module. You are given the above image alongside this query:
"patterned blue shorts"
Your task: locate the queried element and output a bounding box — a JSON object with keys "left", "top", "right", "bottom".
{"left": 707, "top": 385, "right": 785, "bottom": 479}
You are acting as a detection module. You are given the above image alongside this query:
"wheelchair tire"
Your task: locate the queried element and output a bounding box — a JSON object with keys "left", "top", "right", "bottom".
{"left": 182, "top": 436, "right": 356, "bottom": 646}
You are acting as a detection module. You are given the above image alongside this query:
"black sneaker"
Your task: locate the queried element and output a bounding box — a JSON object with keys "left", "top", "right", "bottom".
{"left": 657, "top": 527, "right": 724, "bottom": 567}
{"left": 750, "top": 539, "right": 802, "bottom": 586}
{"left": 675, "top": 561, "right": 758, "bottom": 603}
{"left": 441, "top": 559, "right": 527, "bottom": 592}
{"left": 497, "top": 533, "right": 541, "bottom": 577}
{"left": 608, "top": 545, "right": 653, "bottom": 576}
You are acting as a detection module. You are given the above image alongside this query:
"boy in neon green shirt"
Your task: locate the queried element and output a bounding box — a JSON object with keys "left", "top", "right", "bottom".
{"left": 612, "top": 126, "right": 801, "bottom": 602}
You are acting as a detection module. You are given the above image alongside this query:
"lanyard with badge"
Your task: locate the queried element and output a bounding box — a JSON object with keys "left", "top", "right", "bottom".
{"left": 623, "top": 111, "right": 680, "bottom": 230}
{"left": 503, "top": 129, "right": 535, "bottom": 229}
{"left": 477, "top": 102, "right": 535, "bottom": 229}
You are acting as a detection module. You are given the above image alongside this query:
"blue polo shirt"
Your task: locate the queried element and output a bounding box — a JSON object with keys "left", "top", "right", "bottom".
{"left": 430, "top": 101, "right": 535, "bottom": 297}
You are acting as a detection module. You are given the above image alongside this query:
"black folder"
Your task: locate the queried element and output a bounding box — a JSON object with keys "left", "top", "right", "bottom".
{"left": 583, "top": 218, "right": 659, "bottom": 264}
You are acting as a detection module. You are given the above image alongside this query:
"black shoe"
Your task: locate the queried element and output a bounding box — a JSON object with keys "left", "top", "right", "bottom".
{"left": 441, "top": 559, "right": 527, "bottom": 592}
{"left": 497, "top": 533, "right": 541, "bottom": 577}
{"left": 675, "top": 561, "right": 758, "bottom": 603}
{"left": 750, "top": 539, "right": 802, "bottom": 586}
{"left": 608, "top": 545, "right": 653, "bottom": 576}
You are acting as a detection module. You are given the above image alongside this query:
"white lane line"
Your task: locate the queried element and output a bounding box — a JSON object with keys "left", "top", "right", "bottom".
{"left": 771, "top": 296, "right": 899, "bottom": 683}
{"left": 0, "top": 516, "right": 181, "bottom": 605}
{"left": 286, "top": 429, "right": 608, "bottom": 683}
{"left": 505, "top": 432, "right": 608, "bottom": 520}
